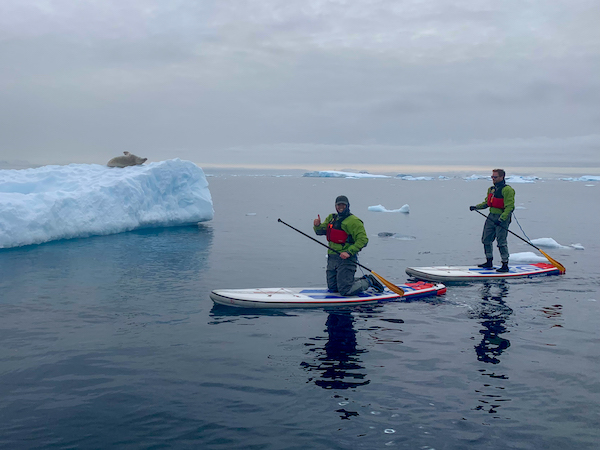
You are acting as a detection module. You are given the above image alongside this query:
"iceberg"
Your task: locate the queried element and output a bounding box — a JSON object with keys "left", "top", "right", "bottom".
{"left": 0, "top": 159, "right": 214, "bottom": 249}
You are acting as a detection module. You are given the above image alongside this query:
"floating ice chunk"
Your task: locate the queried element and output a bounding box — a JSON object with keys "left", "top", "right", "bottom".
{"left": 570, "top": 243, "right": 585, "bottom": 250}
{"left": 530, "top": 238, "right": 568, "bottom": 249}
{"left": 245, "top": 213, "right": 257, "bottom": 216}
{"left": 509, "top": 252, "right": 548, "bottom": 262}
{"left": 368, "top": 204, "right": 409, "bottom": 213}
{"left": 0, "top": 159, "right": 214, "bottom": 249}
{"left": 463, "top": 174, "right": 489, "bottom": 181}
{"left": 377, "top": 232, "right": 416, "bottom": 240}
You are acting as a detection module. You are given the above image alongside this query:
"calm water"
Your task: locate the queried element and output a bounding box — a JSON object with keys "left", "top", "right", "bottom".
{"left": 1, "top": 174, "right": 599, "bottom": 449}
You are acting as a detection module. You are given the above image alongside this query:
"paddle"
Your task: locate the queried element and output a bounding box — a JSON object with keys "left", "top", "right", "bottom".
{"left": 277, "top": 218, "right": 405, "bottom": 296}
{"left": 472, "top": 209, "right": 566, "bottom": 274}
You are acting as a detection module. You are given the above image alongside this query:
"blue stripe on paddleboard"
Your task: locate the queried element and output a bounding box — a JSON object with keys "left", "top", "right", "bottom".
{"left": 299, "top": 286, "right": 424, "bottom": 299}
{"left": 467, "top": 265, "right": 557, "bottom": 274}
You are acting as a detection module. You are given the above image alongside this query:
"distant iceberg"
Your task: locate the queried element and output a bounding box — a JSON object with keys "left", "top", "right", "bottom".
{"left": 559, "top": 176, "right": 600, "bottom": 182}
{"left": 368, "top": 204, "right": 410, "bottom": 213}
{"left": 0, "top": 159, "right": 214, "bottom": 249}
{"left": 463, "top": 174, "right": 539, "bottom": 183}
{"left": 303, "top": 170, "right": 390, "bottom": 178}
{"left": 396, "top": 175, "right": 434, "bottom": 181}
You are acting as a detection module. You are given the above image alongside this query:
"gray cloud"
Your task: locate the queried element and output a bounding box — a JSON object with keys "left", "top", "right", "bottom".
{"left": 0, "top": 0, "right": 598, "bottom": 170}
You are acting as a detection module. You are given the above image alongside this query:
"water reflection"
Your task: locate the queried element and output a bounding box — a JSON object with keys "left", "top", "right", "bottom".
{"left": 469, "top": 281, "right": 513, "bottom": 417}
{"left": 301, "top": 311, "right": 370, "bottom": 390}
{"left": 208, "top": 303, "right": 296, "bottom": 324}
{"left": 472, "top": 281, "right": 512, "bottom": 364}
{"left": 0, "top": 225, "right": 215, "bottom": 303}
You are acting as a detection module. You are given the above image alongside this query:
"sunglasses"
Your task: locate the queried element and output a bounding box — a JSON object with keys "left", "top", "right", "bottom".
{"left": 491, "top": 176, "right": 500, "bottom": 179}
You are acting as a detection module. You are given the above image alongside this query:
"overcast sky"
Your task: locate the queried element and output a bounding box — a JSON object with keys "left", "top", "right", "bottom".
{"left": 1, "top": 0, "right": 599, "bottom": 172}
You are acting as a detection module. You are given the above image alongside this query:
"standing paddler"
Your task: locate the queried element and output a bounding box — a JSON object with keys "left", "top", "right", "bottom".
{"left": 470, "top": 169, "right": 516, "bottom": 272}
{"left": 313, "top": 195, "right": 384, "bottom": 295}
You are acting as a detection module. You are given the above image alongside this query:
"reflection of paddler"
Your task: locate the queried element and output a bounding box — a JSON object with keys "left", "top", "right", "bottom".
{"left": 474, "top": 282, "right": 512, "bottom": 365}
{"left": 301, "top": 312, "right": 370, "bottom": 390}
{"left": 313, "top": 195, "right": 384, "bottom": 295}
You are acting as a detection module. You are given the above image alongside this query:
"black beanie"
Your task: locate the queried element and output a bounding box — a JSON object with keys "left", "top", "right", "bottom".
{"left": 335, "top": 195, "right": 349, "bottom": 205}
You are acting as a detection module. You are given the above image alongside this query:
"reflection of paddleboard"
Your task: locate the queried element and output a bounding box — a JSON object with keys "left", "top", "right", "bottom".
{"left": 406, "top": 262, "right": 562, "bottom": 282}
{"left": 210, "top": 281, "right": 446, "bottom": 308}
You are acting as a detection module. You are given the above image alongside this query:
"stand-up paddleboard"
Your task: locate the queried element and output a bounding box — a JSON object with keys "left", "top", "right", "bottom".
{"left": 406, "top": 262, "right": 562, "bottom": 282}
{"left": 210, "top": 281, "right": 446, "bottom": 308}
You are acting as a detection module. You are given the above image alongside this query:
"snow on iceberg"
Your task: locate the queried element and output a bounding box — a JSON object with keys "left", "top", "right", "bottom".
{"left": 303, "top": 170, "right": 390, "bottom": 178}
{"left": 0, "top": 159, "right": 214, "bottom": 249}
{"left": 368, "top": 204, "right": 410, "bottom": 213}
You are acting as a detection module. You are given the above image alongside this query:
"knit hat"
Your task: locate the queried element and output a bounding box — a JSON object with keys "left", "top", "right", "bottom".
{"left": 335, "top": 195, "right": 349, "bottom": 205}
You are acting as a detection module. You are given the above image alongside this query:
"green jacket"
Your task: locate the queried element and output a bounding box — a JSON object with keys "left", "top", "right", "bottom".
{"left": 314, "top": 213, "right": 369, "bottom": 256}
{"left": 475, "top": 184, "right": 515, "bottom": 222}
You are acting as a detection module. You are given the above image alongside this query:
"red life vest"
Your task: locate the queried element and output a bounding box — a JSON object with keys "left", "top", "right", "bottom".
{"left": 326, "top": 222, "right": 349, "bottom": 244}
{"left": 486, "top": 192, "right": 505, "bottom": 209}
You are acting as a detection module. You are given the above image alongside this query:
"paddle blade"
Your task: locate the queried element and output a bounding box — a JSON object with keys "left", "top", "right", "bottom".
{"left": 371, "top": 271, "right": 404, "bottom": 296}
{"left": 539, "top": 249, "right": 566, "bottom": 274}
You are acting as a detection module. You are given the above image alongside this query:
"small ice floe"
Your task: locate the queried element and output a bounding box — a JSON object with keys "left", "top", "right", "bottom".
{"left": 570, "top": 243, "right": 585, "bottom": 250}
{"left": 515, "top": 206, "right": 527, "bottom": 210}
{"left": 438, "top": 175, "right": 451, "bottom": 180}
{"left": 377, "top": 232, "right": 416, "bottom": 240}
{"left": 530, "top": 238, "right": 568, "bottom": 249}
{"left": 245, "top": 213, "right": 257, "bottom": 216}
{"left": 510, "top": 252, "right": 549, "bottom": 263}
{"left": 368, "top": 204, "right": 410, "bottom": 213}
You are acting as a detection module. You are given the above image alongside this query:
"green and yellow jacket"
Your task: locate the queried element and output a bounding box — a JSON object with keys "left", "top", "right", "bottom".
{"left": 475, "top": 181, "right": 515, "bottom": 222}
{"left": 314, "top": 213, "right": 368, "bottom": 257}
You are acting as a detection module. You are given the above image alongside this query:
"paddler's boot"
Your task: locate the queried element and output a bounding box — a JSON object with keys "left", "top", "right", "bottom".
{"left": 478, "top": 258, "right": 493, "bottom": 269}
{"left": 364, "top": 274, "right": 385, "bottom": 293}
{"left": 496, "top": 262, "right": 509, "bottom": 273}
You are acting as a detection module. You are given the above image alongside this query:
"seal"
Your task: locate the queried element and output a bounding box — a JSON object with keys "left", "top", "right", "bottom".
{"left": 107, "top": 152, "right": 148, "bottom": 168}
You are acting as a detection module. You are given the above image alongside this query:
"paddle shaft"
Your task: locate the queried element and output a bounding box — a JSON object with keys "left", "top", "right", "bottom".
{"left": 277, "top": 218, "right": 373, "bottom": 272}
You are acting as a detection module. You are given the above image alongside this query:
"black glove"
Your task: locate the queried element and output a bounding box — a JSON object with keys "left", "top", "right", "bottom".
{"left": 493, "top": 219, "right": 502, "bottom": 226}
{"left": 469, "top": 205, "right": 477, "bottom": 211}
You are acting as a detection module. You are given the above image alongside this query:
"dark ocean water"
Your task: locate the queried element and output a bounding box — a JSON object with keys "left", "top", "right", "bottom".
{"left": 1, "top": 174, "right": 599, "bottom": 449}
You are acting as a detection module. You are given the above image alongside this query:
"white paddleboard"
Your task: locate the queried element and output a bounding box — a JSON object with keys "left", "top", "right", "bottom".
{"left": 406, "top": 262, "right": 562, "bottom": 282}
{"left": 210, "top": 281, "right": 446, "bottom": 308}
